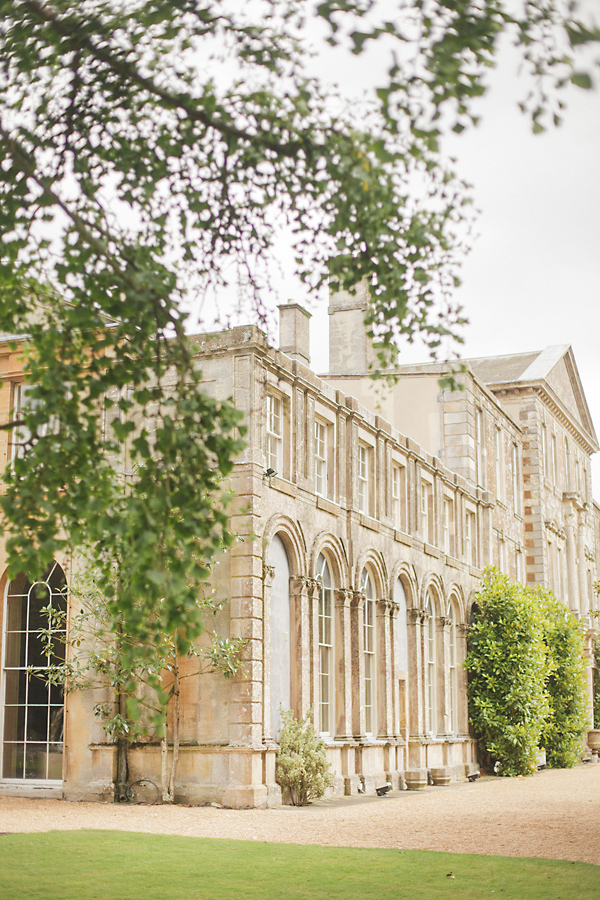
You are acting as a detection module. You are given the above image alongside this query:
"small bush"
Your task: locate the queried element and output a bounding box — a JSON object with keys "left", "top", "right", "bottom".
{"left": 275, "top": 708, "right": 333, "bottom": 805}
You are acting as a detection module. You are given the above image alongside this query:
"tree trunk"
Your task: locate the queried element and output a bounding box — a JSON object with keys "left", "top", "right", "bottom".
{"left": 115, "top": 691, "right": 129, "bottom": 802}
{"left": 160, "top": 733, "right": 169, "bottom": 802}
{"left": 167, "top": 655, "right": 180, "bottom": 803}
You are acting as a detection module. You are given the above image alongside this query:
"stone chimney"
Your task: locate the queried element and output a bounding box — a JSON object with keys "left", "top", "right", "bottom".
{"left": 328, "top": 280, "right": 376, "bottom": 374}
{"left": 278, "top": 300, "right": 311, "bottom": 366}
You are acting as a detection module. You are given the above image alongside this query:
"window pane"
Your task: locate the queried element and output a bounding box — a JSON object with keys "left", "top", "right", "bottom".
{"left": 4, "top": 630, "right": 26, "bottom": 668}
{"left": 25, "top": 744, "right": 47, "bottom": 780}
{"left": 2, "top": 705, "right": 25, "bottom": 742}
{"left": 5, "top": 594, "right": 27, "bottom": 632}
{"left": 3, "top": 742, "right": 24, "bottom": 778}
{"left": 4, "top": 670, "right": 27, "bottom": 705}
{"left": 26, "top": 706, "right": 49, "bottom": 742}
{"left": 47, "top": 744, "right": 63, "bottom": 780}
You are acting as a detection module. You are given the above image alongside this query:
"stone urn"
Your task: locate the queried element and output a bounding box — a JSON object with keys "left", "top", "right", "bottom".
{"left": 404, "top": 768, "right": 428, "bottom": 791}
{"left": 588, "top": 729, "right": 600, "bottom": 762}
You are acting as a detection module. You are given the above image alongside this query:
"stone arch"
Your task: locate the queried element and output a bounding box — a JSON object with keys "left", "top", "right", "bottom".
{"left": 388, "top": 561, "right": 418, "bottom": 610}
{"left": 466, "top": 589, "right": 481, "bottom": 626}
{"left": 446, "top": 583, "right": 466, "bottom": 623}
{"left": 263, "top": 514, "right": 306, "bottom": 578}
{"left": 354, "top": 549, "right": 387, "bottom": 598}
{"left": 420, "top": 572, "right": 445, "bottom": 616}
{"left": 309, "top": 532, "right": 349, "bottom": 588}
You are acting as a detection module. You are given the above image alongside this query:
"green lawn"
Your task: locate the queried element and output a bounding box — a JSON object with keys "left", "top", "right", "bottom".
{"left": 0, "top": 831, "right": 596, "bottom": 900}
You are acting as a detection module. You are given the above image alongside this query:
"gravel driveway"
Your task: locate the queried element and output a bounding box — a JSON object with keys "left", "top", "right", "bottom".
{"left": 1, "top": 765, "right": 599, "bottom": 866}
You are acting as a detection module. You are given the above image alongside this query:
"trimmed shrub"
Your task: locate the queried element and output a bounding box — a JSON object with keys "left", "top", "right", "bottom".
{"left": 540, "top": 589, "right": 589, "bottom": 768}
{"left": 466, "top": 568, "right": 590, "bottom": 776}
{"left": 466, "top": 568, "right": 550, "bottom": 776}
{"left": 276, "top": 708, "right": 333, "bottom": 805}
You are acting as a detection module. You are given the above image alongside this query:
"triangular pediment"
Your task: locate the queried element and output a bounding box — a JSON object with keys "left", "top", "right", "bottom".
{"left": 468, "top": 345, "right": 598, "bottom": 451}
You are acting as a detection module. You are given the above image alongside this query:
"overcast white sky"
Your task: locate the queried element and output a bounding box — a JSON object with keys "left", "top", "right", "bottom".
{"left": 196, "top": 9, "right": 600, "bottom": 493}
{"left": 304, "top": 30, "right": 600, "bottom": 492}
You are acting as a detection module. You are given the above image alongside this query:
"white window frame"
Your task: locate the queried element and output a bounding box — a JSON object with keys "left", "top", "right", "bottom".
{"left": 362, "top": 570, "right": 376, "bottom": 736}
{"left": 421, "top": 477, "right": 433, "bottom": 544}
{"left": 475, "top": 409, "right": 486, "bottom": 487}
{"left": 314, "top": 419, "right": 329, "bottom": 498}
{"left": 266, "top": 393, "right": 284, "bottom": 474}
{"left": 465, "top": 509, "right": 477, "bottom": 567}
{"left": 495, "top": 426, "right": 504, "bottom": 502}
{"left": 316, "top": 554, "right": 334, "bottom": 735}
{"left": 357, "top": 443, "right": 370, "bottom": 515}
{"left": 443, "top": 496, "right": 454, "bottom": 556}
{"left": 1, "top": 562, "right": 67, "bottom": 784}
{"left": 425, "top": 594, "right": 436, "bottom": 736}
{"left": 447, "top": 603, "right": 458, "bottom": 735}
{"left": 511, "top": 443, "right": 520, "bottom": 514}
{"left": 391, "top": 463, "right": 405, "bottom": 531}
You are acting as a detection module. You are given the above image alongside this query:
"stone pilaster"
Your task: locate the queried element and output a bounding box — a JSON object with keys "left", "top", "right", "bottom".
{"left": 377, "top": 599, "right": 395, "bottom": 739}
{"left": 334, "top": 588, "right": 354, "bottom": 740}
{"left": 350, "top": 591, "right": 366, "bottom": 737}
{"left": 262, "top": 564, "right": 276, "bottom": 742}
{"left": 289, "top": 576, "right": 314, "bottom": 716}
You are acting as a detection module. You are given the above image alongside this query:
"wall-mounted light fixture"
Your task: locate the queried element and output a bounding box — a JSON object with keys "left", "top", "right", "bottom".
{"left": 263, "top": 467, "right": 277, "bottom": 478}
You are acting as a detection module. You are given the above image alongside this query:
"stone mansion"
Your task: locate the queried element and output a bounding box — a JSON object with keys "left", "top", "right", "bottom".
{"left": 0, "top": 287, "right": 598, "bottom": 806}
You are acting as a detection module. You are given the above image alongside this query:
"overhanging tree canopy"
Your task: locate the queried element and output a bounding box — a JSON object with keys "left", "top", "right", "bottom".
{"left": 0, "top": 0, "right": 598, "bottom": 648}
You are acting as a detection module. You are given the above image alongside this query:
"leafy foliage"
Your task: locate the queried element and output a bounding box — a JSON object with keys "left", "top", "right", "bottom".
{"left": 276, "top": 707, "right": 333, "bottom": 805}
{"left": 30, "top": 562, "right": 245, "bottom": 800}
{"left": 540, "top": 590, "right": 588, "bottom": 768}
{"left": 466, "top": 569, "right": 589, "bottom": 776}
{"left": 466, "top": 568, "right": 550, "bottom": 776}
{"left": 0, "top": 2, "right": 598, "bottom": 653}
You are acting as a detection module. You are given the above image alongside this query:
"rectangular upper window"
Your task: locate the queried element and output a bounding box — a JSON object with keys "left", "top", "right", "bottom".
{"left": 475, "top": 409, "right": 485, "bottom": 488}
{"left": 465, "top": 509, "right": 477, "bottom": 567}
{"left": 357, "top": 442, "right": 371, "bottom": 515}
{"left": 421, "top": 478, "right": 434, "bottom": 545}
{"left": 314, "top": 418, "right": 333, "bottom": 499}
{"left": 443, "top": 497, "right": 454, "bottom": 556}
{"left": 266, "top": 393, "right": 284, "bottom": 474}
{"left": 391, "top": 463, "right": 406, "bottom": 531}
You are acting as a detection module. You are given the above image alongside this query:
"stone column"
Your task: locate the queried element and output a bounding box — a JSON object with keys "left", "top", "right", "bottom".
{"left": 350, "top": 591, "right": 366, "bottom": 737}
{"left": 407, "top": 608, "right": 424, "bottom": 737}
{"left": 289, "top": 576, "right": 313, "bottom": 716}
{"left": 377, "top": 599, "right": 394, "bottom": 739}
{"left": 307, "top": 577, "right": 321, "bottom": 719}
{"left": 564, "top": 509, "right": 580, "bottom": 615}
{"left": 262, "top": 564, "right": 276, "bottom": 743}
{"left": 439, "top": 615, "right": 451, "bottom": 737}
{"left": 334, "top": 588, "right": 354, "bottom": 740}
{"left": 388, "top": 600, "right": 401, "bottom": 738}
{"left": 577, "top": 510, "right": 589, "bottom": 618}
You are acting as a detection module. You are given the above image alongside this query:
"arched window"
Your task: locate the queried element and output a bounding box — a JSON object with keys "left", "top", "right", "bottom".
{"left": 361, "top": 569, "right": 376, "bottom": 735}
{"left": 316, "top": 553, "right": 334, "bottom": 735}
{"left": 447, "top": 601, "right": 458, "bottom": 735}
{"left": 2, "top": 562, "right": 67, "bottom": 781}
{"left": 267, "top": 535, "right": 291, "bottom": 738}
{"left": 425, "top": 592, "right": 436, "bottom": 735}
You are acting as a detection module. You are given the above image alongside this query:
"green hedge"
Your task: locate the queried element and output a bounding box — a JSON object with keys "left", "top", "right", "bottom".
{"left": 466, "top": 568, "right": 589, "bottom": 776}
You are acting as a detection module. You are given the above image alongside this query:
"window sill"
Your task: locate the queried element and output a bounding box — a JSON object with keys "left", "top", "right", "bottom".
{"left": 268, "top": 476, "right": 296, "bottom": 498}
{"left": 316, "top": 495, "right": 341, "bottom": 517}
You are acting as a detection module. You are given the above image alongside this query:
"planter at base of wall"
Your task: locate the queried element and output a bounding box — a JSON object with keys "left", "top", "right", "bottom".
{"left": 429, "top": 766, "right": 451, "bottom": 786}
{"left": 587, "top": 730, "right": 600, "bottom": 754}
{"left": 404, "top": 768, "right": 428, "bottom": 790}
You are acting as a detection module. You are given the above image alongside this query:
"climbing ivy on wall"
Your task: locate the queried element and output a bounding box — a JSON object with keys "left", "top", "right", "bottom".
{"left": 466, "top": 568, "right": 589, "bottom": 776}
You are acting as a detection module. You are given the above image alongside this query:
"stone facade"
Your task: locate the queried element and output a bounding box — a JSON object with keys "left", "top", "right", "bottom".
{"left": 0, "top": 294, "right": 598, "bottom": 805}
